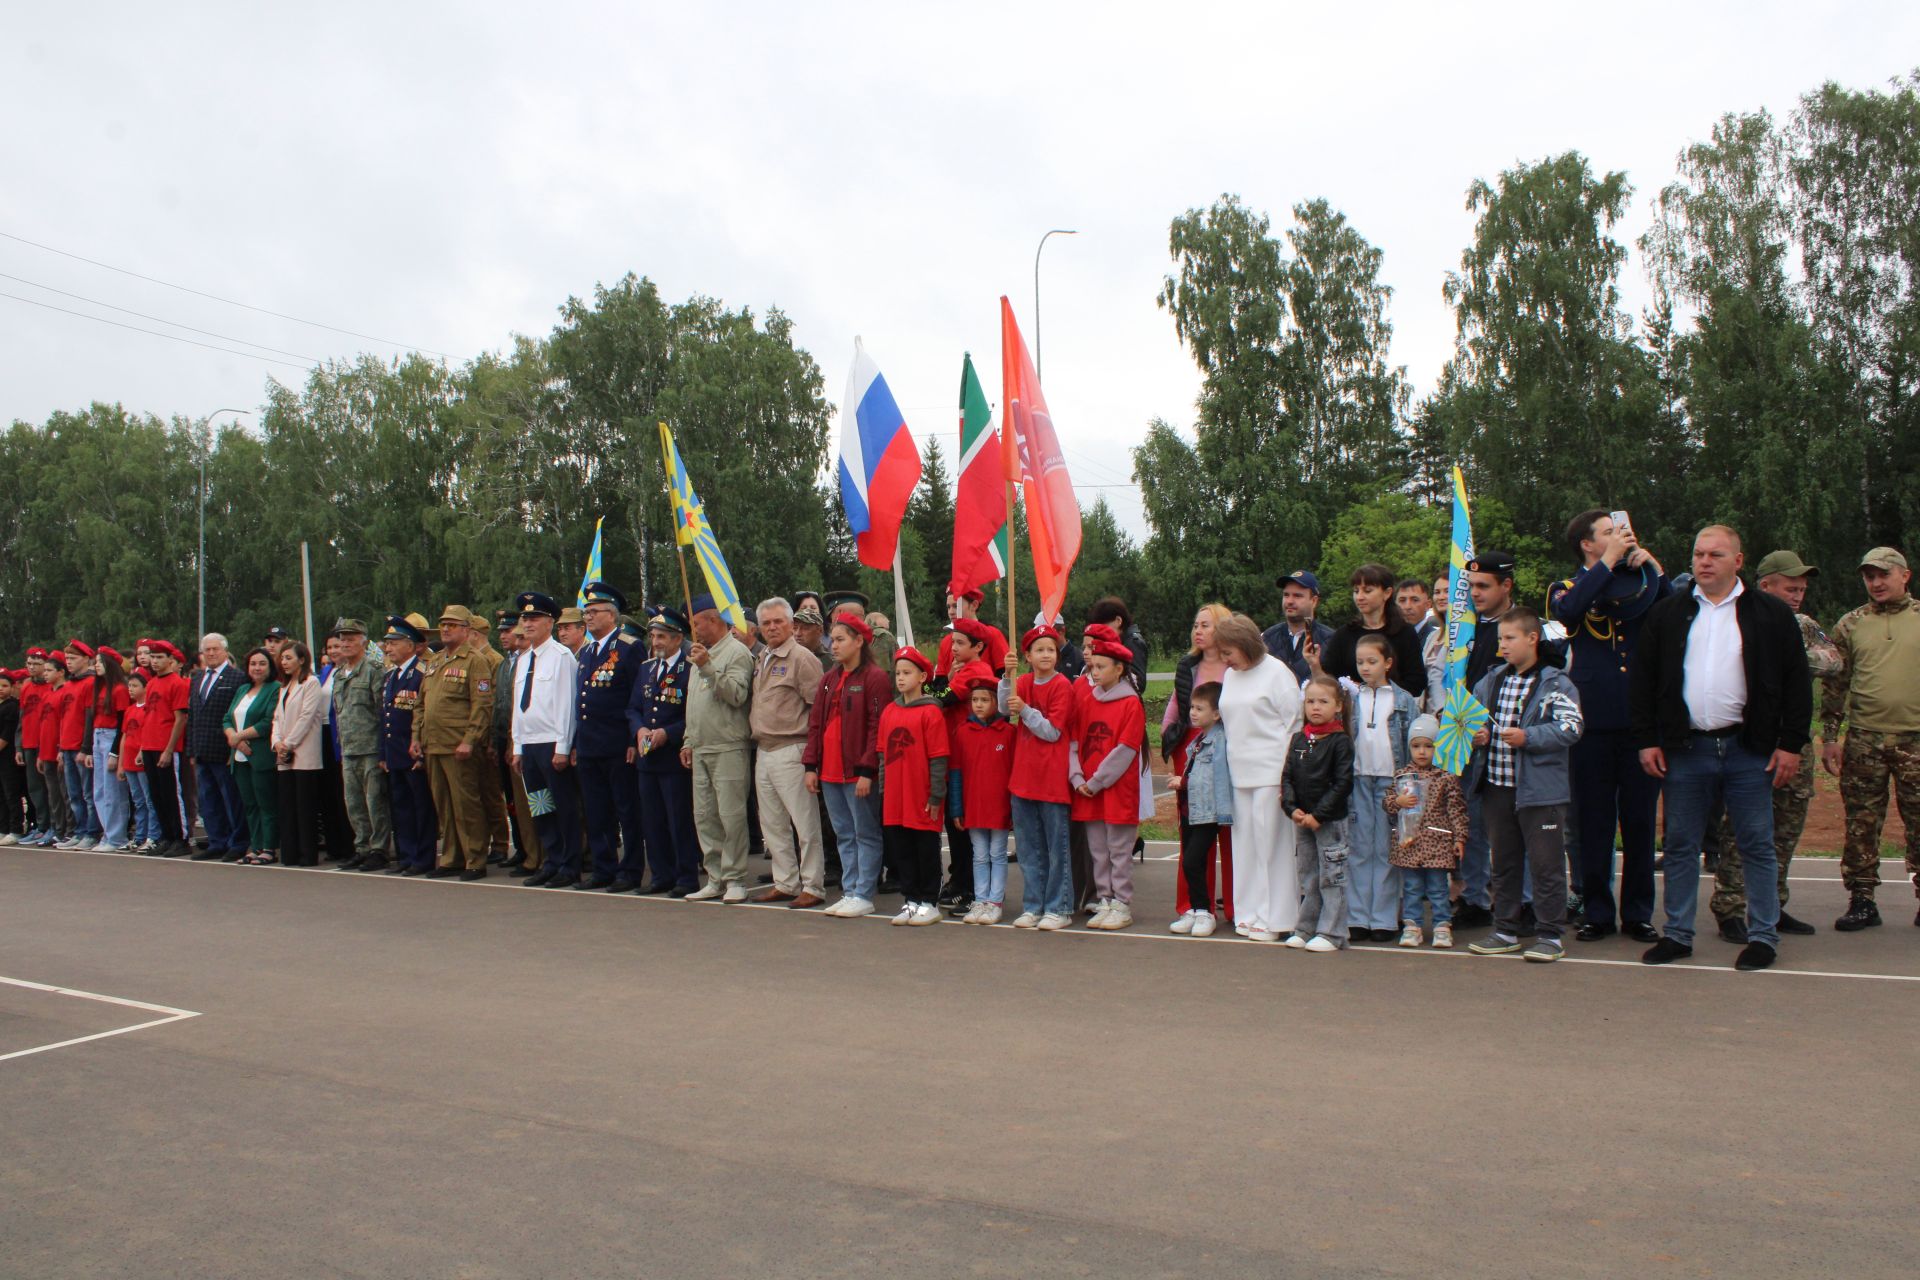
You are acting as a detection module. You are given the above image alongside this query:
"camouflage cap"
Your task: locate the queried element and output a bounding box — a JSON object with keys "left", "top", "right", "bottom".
{"left": 328, "top": 617, "right": 368, "bottom": 637}
{"left": 1754, "top": 550, "right": 1818, "bottom": 580}
{"left": 1860, "top": 547, "right": 1909, "bottom": 573}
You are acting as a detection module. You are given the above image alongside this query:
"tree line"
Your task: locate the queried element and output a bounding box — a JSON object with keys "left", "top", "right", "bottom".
{"left": 4, "top": 71, "right": 1913, "bottom": 659}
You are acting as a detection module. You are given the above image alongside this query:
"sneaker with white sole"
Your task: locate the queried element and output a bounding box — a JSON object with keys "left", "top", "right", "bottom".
{"left": 1284, "top": 932, "right": 1309, "bottom": 949}
{"left": 909, "top": 902, "right": 942, "bottom": 926}
{"left": 1432, "top": 924, "right": 1454, "bottom": 949}
{"left": 1086, "top": 898, "right": 1113, "bottom": 929}
{"left": 892, "top": 902, "right": 917, "bottom": 925}
{"left": 94, "top": 842, "right": 126, "bottom": 853}
{"left": 685, "top": 882, "right": 724, "bottom": 901}
{"left": 1234, "top": 923, "right": 1251, "bottom": 937}
{"left": 1247, "top": 928, "right": 1278, "bottom": 942}
{"left": 74, "top": 837, "right": 98, "bottom": 850}
{"left": 1523, "top": 938, "right": 1564, "bottom": 963}
{"left": 1190, "top": 911, "right": 1216, "bottom": 937}
{"left": 839, "top": 896, "right": 875, "bottom": 918}
{"left": 1399, "top": 924, "right": 1423, "bottom": 948}
{"left": 976, "top": 902, "right": 1002, "bottom": 925}
{"left": 1012, "top": 911, "right": 1041, "bottom": 928}
{"left": 1304, "top": 934, "right": 1339, "bottom": 952}
{"left": 1169, "top": 910, "right": 1197, "bottom": 935}
{"left": 721, "top": 883, "right": 748, "bottom": 903}
{"left": 1037, "top": 912, "right": 1070, "bottom": 930}
{"left": 1101, "top": 902, "right": 1134, "bottom": 930}
{"left": 0, "top": 834, "right": 17, "bottom": 846}
{"left": 1468, "top": 934, "right": 1522, "bottom": 955}
{"left": 962, "top": 902, "right": 988, "bottom": 924}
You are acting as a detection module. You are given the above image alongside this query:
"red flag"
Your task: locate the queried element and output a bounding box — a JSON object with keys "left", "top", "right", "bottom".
{"left": 999, "top": 297, "right": 1081, "bottom": 621}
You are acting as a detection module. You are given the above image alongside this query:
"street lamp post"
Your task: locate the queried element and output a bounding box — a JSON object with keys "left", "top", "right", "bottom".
{"left": 199, "top": 409, "right": 250, "bottom": 643}
{"left": 1033, "top": 228, "right": 1078, "bottom": 381}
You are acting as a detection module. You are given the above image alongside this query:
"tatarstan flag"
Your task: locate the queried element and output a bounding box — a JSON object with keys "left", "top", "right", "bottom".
{"left": 999, "top": 297, "right": 1081, "bottom": 622}
{"left": 949, "top": 352, "right": 1007, "bottom": 599}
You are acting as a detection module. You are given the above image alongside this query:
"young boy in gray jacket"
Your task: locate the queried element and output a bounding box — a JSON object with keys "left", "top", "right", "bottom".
{"left": 1169, "top": 682, "right": 1232, "bottom": 938}
{"left": 1463, "top": 608, "right": 1584, "bottom": 962}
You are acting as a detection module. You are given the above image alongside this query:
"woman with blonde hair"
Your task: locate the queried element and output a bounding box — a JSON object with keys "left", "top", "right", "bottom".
{"left": 1164, "top": 603, "right": 1234, "bottom": 922}
{"left": 1215, "top": 613, "right": 1301, "bottom": 941}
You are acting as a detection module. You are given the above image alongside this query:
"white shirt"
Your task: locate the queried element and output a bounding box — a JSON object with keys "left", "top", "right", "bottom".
{"left": 1219, "top": 654, "right": 1301, "bottom": 788}
{"left": 511, "top": 636, "right": 579, "bottom": 753}
{"left": 1347, "top": 681, "right": 1397, "bottom": 777}
{"left": 1683, "top": 579, "right": 1747, "bottom": 731}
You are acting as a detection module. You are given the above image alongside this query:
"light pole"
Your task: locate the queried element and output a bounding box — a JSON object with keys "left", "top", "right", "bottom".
{"left": 199, "top": 408, "right": 250, "bottom": 643}
{"left": 1033, "top": 228, "right": 1077, "bottom": 381}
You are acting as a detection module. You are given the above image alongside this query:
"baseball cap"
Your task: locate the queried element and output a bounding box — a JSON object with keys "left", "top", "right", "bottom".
{"left": 1277, "top": 569, "right": 1321, "bottom": 594}
{"left": 1860, "top": 547, "right": 1908, "bottom": 573}
{"left": 1755, "top": 550, "right": 1818, "bottom": 580}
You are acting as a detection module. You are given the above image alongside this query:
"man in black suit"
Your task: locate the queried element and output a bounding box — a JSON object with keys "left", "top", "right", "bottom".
{"left": 187, "top": 633, "right": 246, "bottom": 861}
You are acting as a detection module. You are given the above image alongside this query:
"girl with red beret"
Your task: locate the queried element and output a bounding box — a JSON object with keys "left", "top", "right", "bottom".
{"left": 878, "top": 647, "right": 948, "bottom": 927}
{"left": 1070, "top": 637, "right": 1148, "bottom": 930}
{"left": 1001, "top": 625, "right": 1076, "bottom": 929}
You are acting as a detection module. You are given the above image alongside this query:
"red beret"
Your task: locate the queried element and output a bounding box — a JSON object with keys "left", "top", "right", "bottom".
{"left": 833, "top": 613, "right": 874, "bottom": 643}
{"left": 1020, "top": 624, "right": 1062, "bottom": 653}
{"left": 67, "top": 640, "right": 96, "bottom": 659}
{"left": 1082, "top": 623, "right": 1122, "bottom": 648}
{"left": 98, "top": 646, "right": 124, "bottom": 665}
{"left": 45, "top": 649, "right": 66, "bottom": 662}
{"left": 954, "top": 586, "right": 985, "bottom": 604}
{"left": 952, "top": 617, "right": 993, "bottom": 645}
{"left": 151, "top": 641, "right": 183, "bottom": 661}
{"left": 1089, "top": 638, "right": 1134, "bottom": 663}
{"left": 26, "top": 647, "right": 46, "bottom": 659}
{"left": 893, "top": 646, "right": 933, "bottom": 676}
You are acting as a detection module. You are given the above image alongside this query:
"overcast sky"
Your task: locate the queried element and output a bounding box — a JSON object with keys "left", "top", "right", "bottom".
{"left": 5, "top": 3, "right": 1915, "bottom": 538}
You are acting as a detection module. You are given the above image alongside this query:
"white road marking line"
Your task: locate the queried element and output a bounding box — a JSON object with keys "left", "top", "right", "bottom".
{"left": 0, "top": 974, "right": 201, "bottom": 1063}
{"left": 16, "top": 847, "right": 1919, "bottom": 985}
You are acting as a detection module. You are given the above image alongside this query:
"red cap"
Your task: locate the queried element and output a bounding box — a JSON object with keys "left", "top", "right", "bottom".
{"left": 833, "top": 613, "right": 874, "bottom": 643}
{"left": 26, "top": 647, "right": 46, "bottom": 659}
{"left": 1020, "top": 624, "right": 1062, "bottom": 653}
{"left": 98, "top": 646, "right": 124, "bottom": 665}
{"left": 67, "top": 639, "right": 96, "bottom": 659}
{"left": 952, "top": 617, "right": 993, "bottom": 646}
{"left": 953, "top": 586, "right": 985, "bottom": 604}
{"left": 893, "top": 647, "right": 933, "bottom": 676}
{"left": 45, "top": 649, "right": 66, "bottom": 662}
{"left": 151, "top": 640, "right": 184, "bottom": 662}
{"left": 1089, "top": 638, "right": 1134, "bottom": 663}
{"left": 1082, "top": 623, "right": 1122, "bottom": 648}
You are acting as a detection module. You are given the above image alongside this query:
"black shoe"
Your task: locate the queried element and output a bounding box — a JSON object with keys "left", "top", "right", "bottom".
{"left": 221, "top": 850, "right": 245, "bottom": 863}
{"left": 1834, "top": 895, "right": 1881, "bottom": 931}
{"left": 460, "top": 867, "right": 486, "bottom": 882}
{"left": 399, "top": 864, "right": 425, "bottom": 876}
{"left": 876, "top": 876, "right": 901, "bottom": 895}
{"left": 1777, "top": 911, "right": 1816, "bottom": 936}
{"left": 487, "top": 852, "right": 507, "bottom": 866}
{"left": 1575, "top": 922, "right": 1616, "bottom": 942}
{"left": 1641, "top": 937, "right": 1693, "bottom": 965}
{"left": 1717, "top": 916, "right": 1749, "bottom": 944}
{"left": 509, "top": 864, "right": 537, "bottom": 878}
{"left": 504, "top": 854, "right": 526, "bottom": 870}
{"left": 189, "top": 847, "right": 224, "bottom": 861}
{"left": 425, "top": 866, "right": 460, "bottom": 879}
{"left": 1622, "top": 921, "right": 1661, "bottom": 943}
{"left": 525, "top": 867, "right": 556, "bottom": 887}
{"left": 158, "top": 840, "right": 187, "bottom": 858}
{"left": 359, "top": 858, "right": 391, "bottom": 873}
{"left": 607, "top": 879, "right": 638, "bottom": 894}
{"left": 383, "top": 862, "right": 408, "bottom": 875}
{"left": 638, "top": 881, "right": 672, "bottom": 895}
{"left": 1453, "top": 902, "right": 1493, "bottom": 928}
{"left": 576, "top": 876, "right": 615, "bottom": 891}
{"left": 1349, "top": 927, "right": 1371, "bottom": 944}
{"left": 1734, "top": 941, "right": 1777, "bottom": 972}
{"left": 545, "top": 873, "right": 580, "bottom": 889}
{"left": 338, "top": 858, "right": 366, "bottom": 872}
{"left": 756, "top": 872, "right": 775, "bottom": 885}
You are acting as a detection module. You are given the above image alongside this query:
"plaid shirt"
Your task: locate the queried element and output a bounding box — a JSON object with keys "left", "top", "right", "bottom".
{"left": 1487, "top": 669, "right": 1537, "bottom": 787}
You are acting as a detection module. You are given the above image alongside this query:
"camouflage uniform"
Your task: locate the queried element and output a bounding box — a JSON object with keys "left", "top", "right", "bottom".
{"left": 1824, "top": 593, "right": 1920, "bottom": 901}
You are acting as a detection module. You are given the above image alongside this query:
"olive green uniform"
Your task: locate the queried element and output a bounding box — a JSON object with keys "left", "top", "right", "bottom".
{"left": 414, "top": 633, "right": 501, "bottom": 870}
{"left": 1824, "top": 594, "right": 1920, "bottom": 901}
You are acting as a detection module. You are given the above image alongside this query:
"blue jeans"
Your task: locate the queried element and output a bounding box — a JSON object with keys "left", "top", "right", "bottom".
{"left": 822, "top": 780, "right": 883, "bottom": 902}
{"left": 91, "top": 728, "right": 130, "bottom": 845}
{"left": 195, "top": 757, "right": 247, "bottom": 854}
{"left": 970, "top": 827, "right": 1009, "bottom": 904}
{"left": 1012, "top": 797, "right": 1072, "bottom": 917}
{"left": 1400, "top": 866, "right": 1453, "bottom": 928}
{"left": 63, "top": 750, "right": 98, "bottom": 838}
{"left": 1460, "top": 788, "right": 1491, "bottom": 907}
{"left": 1659, "top": 735, "right": 1779, "bottom": 948}
{"left": 1349, "top": 776, "right": 1401, "bottom": 930}
{"left": 127, "top": 771, "right": 158, "bottom": 842}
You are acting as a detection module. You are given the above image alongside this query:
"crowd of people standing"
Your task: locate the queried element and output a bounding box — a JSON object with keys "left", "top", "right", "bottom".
{"left": 4, "top": 512, "right": 1917, "bottom": 974}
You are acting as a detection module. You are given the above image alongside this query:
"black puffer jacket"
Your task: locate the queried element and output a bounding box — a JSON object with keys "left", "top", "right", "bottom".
{"left": 1281, "top": 729, "right": 1355, "bottom": 823}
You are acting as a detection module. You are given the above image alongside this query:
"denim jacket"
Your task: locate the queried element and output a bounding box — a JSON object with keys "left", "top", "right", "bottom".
{"left": 1342, "top": 678, "right": 1419, "bottom": 771}
{"left": 1181, "top": 724, "right": 1235, "bottom": 826}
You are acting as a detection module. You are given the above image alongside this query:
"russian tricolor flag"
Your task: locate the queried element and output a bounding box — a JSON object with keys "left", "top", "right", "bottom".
{"left": 837, "top": 338, "right": 923, "bottom": 571}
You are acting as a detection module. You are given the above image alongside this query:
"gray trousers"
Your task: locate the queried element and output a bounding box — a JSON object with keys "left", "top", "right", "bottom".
{"left": 341, "top": 753, "right": 392, "bottom": 858}
{"left": 1483, "top": 786, "right": 1568, "bottom": 941}
{"left": 1294, "top": 817, "right": 1350, "bottom": 945}
{"left": 693, "top": 746, "right": 751, "bottom": 885}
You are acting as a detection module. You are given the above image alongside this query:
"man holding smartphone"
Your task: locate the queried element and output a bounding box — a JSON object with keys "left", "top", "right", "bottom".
{"left": 1551, "top": 509, "right": 1670, "bottom": 942}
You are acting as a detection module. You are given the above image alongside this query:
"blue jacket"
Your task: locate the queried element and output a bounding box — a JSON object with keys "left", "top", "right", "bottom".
{"left": 1347, "top": 679, "right": 1419, "bottom": 772}
{"left": 625, "top": 649, "right": 691, "bottom": 775}
{"left": 380, "top": 657, "right": 425, "bottom": 772}
{"left": 1548, "top": 560, "right": 1668, "bottom": 733}
{"left": 1464, "top": 662, "right": 1584, "bottom": 808}
{"left": 1181, "top": 723, "right": 1235, "bottom": 826}
{"left": 575, "top": 632, "right": 643, "bottom": 758}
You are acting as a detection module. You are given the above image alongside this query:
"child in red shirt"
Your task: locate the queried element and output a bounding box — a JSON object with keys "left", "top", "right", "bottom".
{"left": 878, "top": 647, "right": 949, "bottom": 927}
{"left": 119, "top": 670, "right": 159, "bottom": 851}
{"left": 936, "top": 619, "right": 998, "bottom": 910}
{"left": 1001, "top": 626, "right": 1076, "bottom": 929}
{"left": 1071, "top": 638, "right": 1147, "bottom": 931}
{"left": 955, "top": 684, "right": 1015, "bottom": 924}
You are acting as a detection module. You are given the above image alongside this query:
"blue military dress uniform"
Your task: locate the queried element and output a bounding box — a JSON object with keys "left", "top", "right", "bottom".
{"left": 627, "top": 625, "right": 699, "bottom": 893}
{"left": 575, "top": 600, "right": 649, "bottom": 888}
{"left": 380, "top": 618, "right": 437, "bottom": 871}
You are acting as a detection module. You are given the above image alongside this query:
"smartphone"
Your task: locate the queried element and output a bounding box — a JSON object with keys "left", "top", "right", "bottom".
{"left": 1610, "top": 509, "right": 1632, "bottom": 536}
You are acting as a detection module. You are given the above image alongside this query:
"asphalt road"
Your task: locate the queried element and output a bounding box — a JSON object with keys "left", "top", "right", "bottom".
{"left": 4, "top": 845, "right": 1917, "bottom": 1278}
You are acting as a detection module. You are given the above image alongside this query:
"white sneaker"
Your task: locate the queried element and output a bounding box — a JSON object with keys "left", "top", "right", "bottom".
{"left": 0, "top": 833, "right": 17, "bottom": 846}
{"left": 1399, "top": 924, "right": 1423, "bottom": 948}
{"left": 1247, "top": 928, "right": 1278, "bottom": 942}
{"left": 1234, "top": 923, "right": 1251, "bottom": 937}
{"left": 1101, "top": 902, "right": 1133, "bottom": 930}
{"left": 1432, "top": 924, "right": 1454, "bottom": 949}
{"left": 1284, "top": 932, "right": 1309, "bottom": 949}
{"left": 1191, "top": 911, "right": 1217, "bottom": 938}
{"left": 74, "top": 837, "right": 98, "bottom": 850}
{"left": 1305, "top": 934, "right": 1339, "bottom": 953}
{"left": 962, "top": 902, "right": 987, "bottom": 924}
{"left": 1087, "top": 899, "right": 1113, "bottom": 929}
{"left": 94, "top": 842, "right": 126, "bottom": 853}
{"left": 909, "top": 902, "right": 942, "bottom": 926}
{"left": 721, "top": 883, "right": 748, "bottom": 903}
{"left": 976, "top": 902, "right": 1002, "bottom": 925}
{"left": 1037, "top": 912, "right": 1071, "bottom": 930}
{"left": 839, "top": 896, "right": 875, "bottom": 918}
{"left": 685, "top": 882, "right": 724, "bottom": 900}
{"left": 1169, "top": 910, "right": 1197, "bottom": 935}
{"left": 892, "top": 902, "right": 917, "bottom": 926}
{"left": 1012, "top": 911, "right": 1041, "bottom": 929}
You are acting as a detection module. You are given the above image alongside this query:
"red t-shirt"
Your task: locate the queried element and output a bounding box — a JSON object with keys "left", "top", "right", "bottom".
{"left": 935, "top": 626, "right": 1009, "bottom": 679}
{"left": 139, "top": 672, "right": 187, "bottom": 752}
{"left": 879, "top": 699, "right": 948, "bottom": 832}
{"left": 120, "top": 704, "right": 147, "bottom": 772}
{"left": 38, "top": 684, "right": 64, "bottom": 752}
{"left": 954, "top": 717, "right": 1014, "bottom": 830}
{"left": 92, "top": 681, "right": 129, "bottom": 730}
{"left": 1008, "top": 671, "right": 1074, "bottom": 804}
{"left": 59, "top": 675, "right": 94, "bottom": 750}
{"left": 819, "top": 700, "right": 848, "bottom": 785}
{"left": 1069, "top": 683, "right": 1145, "bottom": 824}
{"left": 941, "top": 658, "right": 996, "bottom": 757}
{"left": 17, "top": 682, "right": 41, "bottom": 750}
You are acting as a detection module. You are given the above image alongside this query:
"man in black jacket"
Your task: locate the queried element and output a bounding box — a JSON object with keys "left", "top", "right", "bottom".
{"left": 1628, "top": 526, "right": 1812, "bottom": 972}
{"left": 187, "top": 633, "right": 247, "bottom": 862}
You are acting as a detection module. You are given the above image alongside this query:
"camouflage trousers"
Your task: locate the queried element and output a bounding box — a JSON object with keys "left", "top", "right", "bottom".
{"left": 1708, "top": 747, "right": 1812, "bottom": 923}
{"left": 1838, "top": 729, "right": 1920, "bottom": 899}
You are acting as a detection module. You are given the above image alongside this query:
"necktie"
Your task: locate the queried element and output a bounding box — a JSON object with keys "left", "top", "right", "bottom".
{"left": 520, "top": 650, "right": 536, "bottom": 711}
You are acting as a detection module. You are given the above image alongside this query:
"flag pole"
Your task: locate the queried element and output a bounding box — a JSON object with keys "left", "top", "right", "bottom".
{"left": 1005, "top": 475, "right": 1018, "bottom": 668}
{"left": 659, "top": 423, "right": 696, "bottom": 624}
{"left": 892, "top": 543, "right": 915, "bottom": 650}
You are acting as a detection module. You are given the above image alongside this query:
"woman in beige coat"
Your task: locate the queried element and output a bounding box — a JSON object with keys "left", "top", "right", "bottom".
{"left": 270, "top": 642, "right": 325, "bottom": 867}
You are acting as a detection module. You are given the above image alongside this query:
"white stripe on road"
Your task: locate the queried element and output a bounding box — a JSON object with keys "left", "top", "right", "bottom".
{"left": 0, "top": 974, "right": 201, "bottom": 1063}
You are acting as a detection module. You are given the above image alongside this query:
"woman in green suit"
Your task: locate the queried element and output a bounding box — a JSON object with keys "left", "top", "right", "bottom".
{"left": 225, "top": 647, "right": 280, "bottom": 864}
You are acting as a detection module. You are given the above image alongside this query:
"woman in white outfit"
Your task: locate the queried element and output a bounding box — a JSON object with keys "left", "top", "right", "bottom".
{"left": 1214, "top": 614, "right": 1300, "bottom": 940}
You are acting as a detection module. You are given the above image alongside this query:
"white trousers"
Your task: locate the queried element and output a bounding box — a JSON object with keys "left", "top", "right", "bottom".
{"left": 1230, "top": 783, "right": 1298, "bottom": 933}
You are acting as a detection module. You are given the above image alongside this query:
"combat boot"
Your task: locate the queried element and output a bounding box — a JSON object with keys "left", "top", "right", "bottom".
{"left": 1834, "top": 894, "right": 1881, "bottom": 932}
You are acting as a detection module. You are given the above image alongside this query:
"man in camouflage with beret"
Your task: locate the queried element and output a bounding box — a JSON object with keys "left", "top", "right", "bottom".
{"left": 1822, "top": 547, "right": 1920, "bottom": 931}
